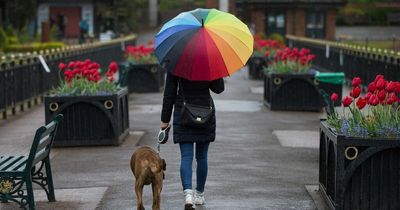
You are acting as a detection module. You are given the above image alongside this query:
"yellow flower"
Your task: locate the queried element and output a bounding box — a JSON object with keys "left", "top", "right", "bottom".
{"left": 0, "top": 180, "right": 13, "bottom": 193}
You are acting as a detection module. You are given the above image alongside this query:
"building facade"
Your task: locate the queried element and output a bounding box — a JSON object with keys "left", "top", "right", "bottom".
{"left": 37, "top": 0, "right": 95, "bottom": 38}
{"left": 207, "top": 0, "right": 346, "bottom": 40}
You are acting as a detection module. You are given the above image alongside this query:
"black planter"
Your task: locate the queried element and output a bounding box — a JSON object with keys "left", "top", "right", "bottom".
{"left": 248, "top": 56, "right": 267, "bottom": 80}
{"left": 319, "top": 120, "right": 400, "bottom": 210}
{"left": 263, "top": 72, "right": 322, "bottom": 111}
{"left": 119, "top": 63, "right": 165, "bottom": 93}
{"left": 44, "top": 88, "right": 129, "bottom": 147}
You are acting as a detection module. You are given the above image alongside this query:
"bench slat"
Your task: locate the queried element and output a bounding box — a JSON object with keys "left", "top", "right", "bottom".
{"left": 40, "top": 124, "right": 57, "bottom": 139}
{"left": 0, "top": 156, "right": 25, "bottom": 171}
{"left": 32, "top": 149, "right": 49, "bottom": 166}
{"left": 7, "top": 156, "right": 28, "bottom": 172}
{"left": 36, "top": 135, "right": 51, "bottom": 152}
{"left": 0, "top": 156, "right": 8, "bottom": 162}
{"left": 0, "top": 156, "right": 12, "bottom": 165}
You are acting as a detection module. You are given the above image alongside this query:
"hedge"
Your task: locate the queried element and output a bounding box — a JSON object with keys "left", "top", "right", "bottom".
{"left": 4, "top": 42, "right": 65, "bottom": 53}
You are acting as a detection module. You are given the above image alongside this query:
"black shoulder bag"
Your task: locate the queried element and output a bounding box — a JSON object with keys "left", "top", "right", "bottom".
{"left": 179, "top": 80, "right": 214, "bottom": 128}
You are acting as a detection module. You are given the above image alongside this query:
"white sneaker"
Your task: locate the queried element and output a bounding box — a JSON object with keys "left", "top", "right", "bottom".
{"left": 183, "top": 189, "right": 194, "bottom": 205}
{"left": 194, "top": 190, "right": 205, "bottom": 205}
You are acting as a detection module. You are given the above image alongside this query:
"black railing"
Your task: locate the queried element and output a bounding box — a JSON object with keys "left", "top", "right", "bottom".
{"left": 287, "top": 35, "right": 400, "bottom": 86}
{"left": 0, "top": 36, "right": 136, "bottom": 119}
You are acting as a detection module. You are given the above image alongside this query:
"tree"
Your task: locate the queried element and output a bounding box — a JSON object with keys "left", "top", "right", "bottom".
{"left": 114, "top": 0, "right": 148, "bottom": 32}
{"left": 3, "top": 0, "right": 36, "bottom": 31}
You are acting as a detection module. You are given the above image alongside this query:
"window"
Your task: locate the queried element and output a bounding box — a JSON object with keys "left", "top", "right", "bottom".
{"left": 266, "top": 11, "right": 285, "bottom": 36}
{"left": 306, "top": 11, "right": 325, "bottom": 39}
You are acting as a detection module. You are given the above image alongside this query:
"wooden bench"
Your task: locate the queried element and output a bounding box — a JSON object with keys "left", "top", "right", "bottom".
{"left": 0, "top": 114, "right": 63, "bottom": 210}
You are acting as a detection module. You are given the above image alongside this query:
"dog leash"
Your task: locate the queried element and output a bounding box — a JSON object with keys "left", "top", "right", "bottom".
{"left": 156, "top": 142, "right": 161, "bottom": 153}
{"left": 157, "top": 125, "right": 170, "bottom": 154}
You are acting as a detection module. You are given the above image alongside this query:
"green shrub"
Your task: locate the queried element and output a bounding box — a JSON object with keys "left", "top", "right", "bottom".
{"left": 339, "top": 6, "right": 365, "bottom": 17}
{"left": 256, "top": 32, "right": 267, "bottom": 39}
{"left": 268, "top": 33, "right": 285, "bottom": 45}
{"left": 5, "top": 25, "right": 16, "bottom": 37}
{"left": 18, "top": 24, "right": 31, "bottom": 44}
{"left": 42, "top": 42, "right": 65, "bottom": 49}
{"left": 4, "top": 42, "right": 65, "bottom": 53}
{"left": 49, "top": 25, "right": 59, "bottom": 41}
{"left": 0, "top": 27, "right": 7, "bottom": 49}
{"left": 7, "top": 36, "right": 19, "bottom": 45}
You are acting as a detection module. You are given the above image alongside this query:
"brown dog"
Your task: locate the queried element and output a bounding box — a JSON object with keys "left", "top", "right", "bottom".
{"left": 130, "top": 146, "right": 166, "bottom": 210}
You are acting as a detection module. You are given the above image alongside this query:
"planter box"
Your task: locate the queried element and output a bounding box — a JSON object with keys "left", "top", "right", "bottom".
{"left": 44, "top": 88, "right": 129, "bottom": 147}
{"left": 119, "top": 63, "right": 165, "bottom": 93}
{"left": 263, "top": 73, "right": 322, "bottom": 111}
{"left": 248, "top": 56, "right": 267, "bottom": 80}
{"left": 319, "top": 120, "right": 400, "bottom": 210}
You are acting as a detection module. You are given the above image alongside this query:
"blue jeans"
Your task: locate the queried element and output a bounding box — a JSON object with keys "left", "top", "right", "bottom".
{"left": 179, "top": 142, "right": 210, "bottom": 192}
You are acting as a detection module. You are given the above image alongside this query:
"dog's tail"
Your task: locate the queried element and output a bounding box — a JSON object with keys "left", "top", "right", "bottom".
{"left": 149, "top": 158, "right": 164, "bottom": 174}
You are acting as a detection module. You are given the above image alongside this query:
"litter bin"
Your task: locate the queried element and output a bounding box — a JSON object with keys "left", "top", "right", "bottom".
{"left": 316, "top": 72, "right": 345, "bottom": 107}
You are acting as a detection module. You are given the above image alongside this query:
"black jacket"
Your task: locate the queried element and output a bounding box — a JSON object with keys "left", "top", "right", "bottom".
{"left": 161, "top": 73, "right": 224, "bottom": 144}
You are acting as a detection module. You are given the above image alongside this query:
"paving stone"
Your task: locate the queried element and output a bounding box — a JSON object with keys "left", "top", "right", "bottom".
{"left": 273, "top": 130, "right": 319, "bottom": 148}
{"left": 0, "top": 187, "right": 107, "bottom": 210}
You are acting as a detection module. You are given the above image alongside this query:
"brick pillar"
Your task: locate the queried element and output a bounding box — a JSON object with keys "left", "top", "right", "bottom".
{"left": 229, "top": 0, "right": 236, "bottom": 15}
{"left": 41, "top": 22, "right": 50, "bottom": 42}
{"left": 251, "top": 10, "right": 265, "bottom": 35}
{"left": 294, "top": 9, "right": 306, "bottom": 37}
{"left": 206, "top": 0, "right": 218, "bottom": 9}
{"left": 325, "top": 9, "right": 337, "bottom": 40}
{"left": 286, "top": 9, "right": 294, "bottom": 35}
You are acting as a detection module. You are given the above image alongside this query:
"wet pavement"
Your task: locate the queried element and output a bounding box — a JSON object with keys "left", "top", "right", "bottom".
{"left": 0, "top": 30, "right": 336, "bottom": 210}
{"left": 0, "top": 67, "right": 328, "bottom": 210}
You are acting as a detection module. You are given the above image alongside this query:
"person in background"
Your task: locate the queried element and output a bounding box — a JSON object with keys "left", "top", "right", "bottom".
{"left": 79, "top": 19, "right": 88, "bottom": 44}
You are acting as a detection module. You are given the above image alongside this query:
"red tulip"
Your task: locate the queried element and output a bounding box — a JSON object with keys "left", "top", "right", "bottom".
{"left": 356, "top": 98, "right": 367, "bottom": 110}
{"left": 58, "top": 63, "right": 66, "bottom": 71}
{"left": 264, "top": 51, "right": 270, "bottom": 58}
{"left": 376, "top": 79, "right": 386, "bottom": 90}
{"left": 307, "top": 54, "right": 316, "bottom": 62}
{"left": 367, "top": 82, "right": 376, "bottom": 93}
{"left": 365, "top": 92, "right": 373, "bottom": 101}
{"left": 371, "top": 98, "right": 380, "bottom": 106}
{"left": 331, "top": 93, "right": 339, "bottom": 102}
{"left": 68, "top": 62, "right": 75, "bottom": 69}
{"left": 377, "top": 89, "right": 387, "bottom": 101}
{"left": 64, "top": 70, "right": 70, "bottom": 77}
{"left": 350, "top": 86, "right": 361, "bottom": 98}
{"left": 75, "top": 61, "right": 83, "bottom": 69}
{"left": 368, "top": 95, "right": 379, "bottom": 106}
{"left": 386, "top": 81, "right": 396, "bottom": 93}
{"left": 109, "top": 61, "right": 118, "bottom": 72}
{"left": 84, "top": 59, "right": 91, "bottom": 65}
{"left": 395, "top": 82, "right": 400, "bottom": 93}
{"left": 387, "top": 93, "right": 399, "bottom": 105}
{"left": 374, "top": 74, "right": 384, "bottom": 83}
{"left": 352, "top": 77, "right": 361, "bottom": 87}
{"left": 342, "top": 96, "right": 353, "bottom": 107}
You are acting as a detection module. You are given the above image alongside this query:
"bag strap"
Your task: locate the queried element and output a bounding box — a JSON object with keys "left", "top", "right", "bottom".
{"left": 178, "top": 78, "right": 187, "bottom": 104}
{"left": 179, "top": 78, "right": 213, "bottom": 109}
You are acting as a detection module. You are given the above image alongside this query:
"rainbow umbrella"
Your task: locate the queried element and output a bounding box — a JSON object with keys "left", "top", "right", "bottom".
{"left": 155, "top": 8, "right": 253, "bottom": 81}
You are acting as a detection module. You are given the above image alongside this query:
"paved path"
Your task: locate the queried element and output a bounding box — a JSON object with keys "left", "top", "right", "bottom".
{"left": 0, "top": 66, "right": 326, "bottom": 210}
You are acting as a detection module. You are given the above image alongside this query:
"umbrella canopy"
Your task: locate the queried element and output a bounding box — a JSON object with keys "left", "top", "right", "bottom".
{"left": 155, "top": 8, "right": 253, "bottom": 81}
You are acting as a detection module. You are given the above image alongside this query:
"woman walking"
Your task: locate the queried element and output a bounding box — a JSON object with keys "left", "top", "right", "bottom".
{"left": 155, "top": 8, "right": 253, "bottom": 209}
{"left": 160, "top": 73, "right": 224, "bottom": 209}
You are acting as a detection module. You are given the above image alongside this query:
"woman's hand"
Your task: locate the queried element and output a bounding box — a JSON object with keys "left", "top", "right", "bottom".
{"left": 160, "top": 122, "right": 170, "bottom": 129}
